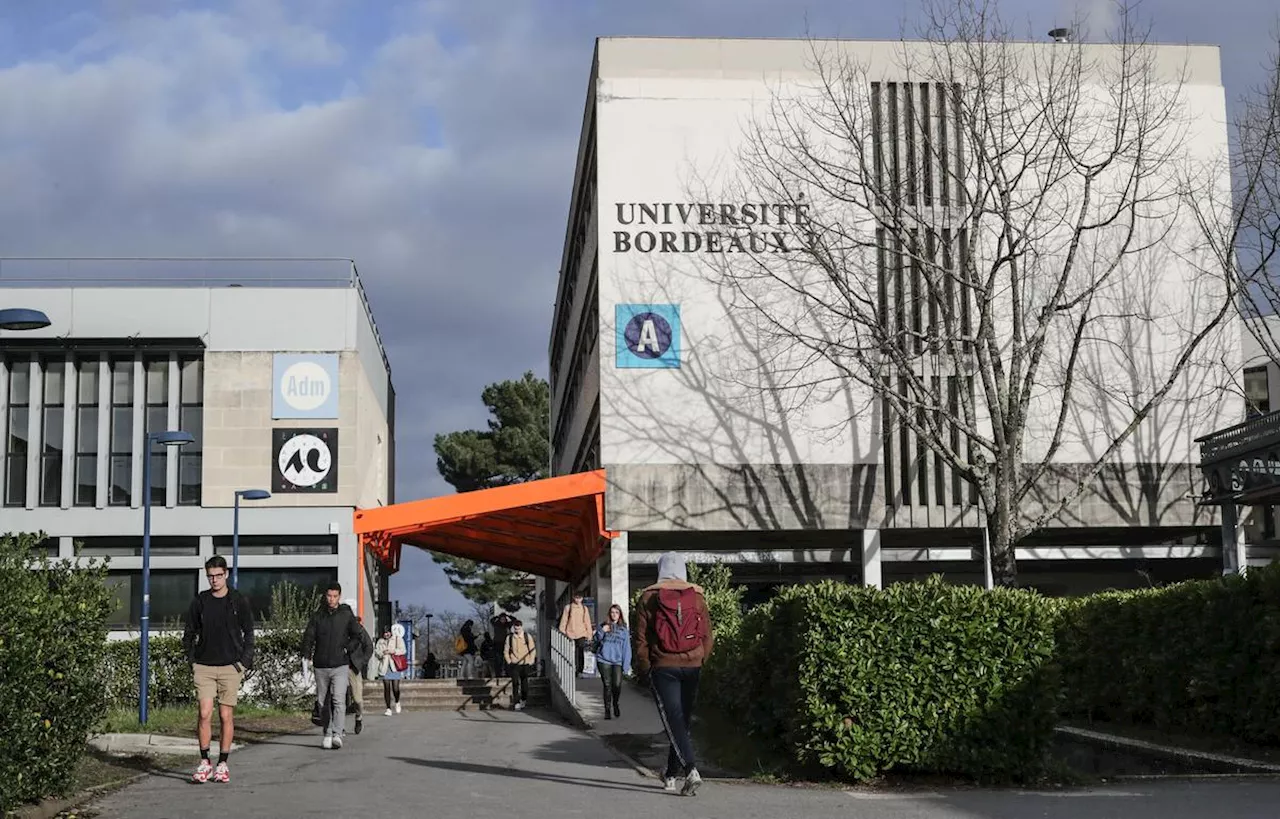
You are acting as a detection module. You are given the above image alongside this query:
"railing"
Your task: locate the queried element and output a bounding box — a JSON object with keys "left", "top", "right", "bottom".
{"left": 549, "top": 628, "right": 577, "bottom": 707}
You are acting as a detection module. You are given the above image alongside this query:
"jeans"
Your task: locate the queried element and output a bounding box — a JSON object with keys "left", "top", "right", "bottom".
{"left": 315, "top": 665, "right": 349, "bottom": 737}
{"left": 510, "top": 663, "right": 531, "bottom": 704}
{"left": 650, "top": 666, "right": 701, "bottom": 778}
{"left": 600, "top": 661, "right": 623, "bottom": 712}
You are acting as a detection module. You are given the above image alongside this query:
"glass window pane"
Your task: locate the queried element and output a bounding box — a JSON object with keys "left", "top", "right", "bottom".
{"left": 7, "top": 407, "right": 28, "bottom": 455}
{"left": 110, "top": 456, "right": 131, "bottom": 505}
{"left": 111, "top": 360, "right": 133, "bottom": 405}
{"left": 151, "top": 571, "right": 197, "bottom": 627}
{"left": 78, "top": 357, "right": 99, "bottom": 401}
{"left": 181, "top": 358, "right": 203, "bottom": 404}
{"left": 8, "top": 360, "right": 30, "bottom": 405}
{"left": 181, "top": 407, "right": 203, "bottom": 453}
{"left": 40, "top": 456, "right": 60, "bottom": 506}
{"left": 43, "top": 360, "right": 65, "bottom": 404}
{"left": 150, "top": 453, "right": 166, "bottom": 504}
{"left": 146, "top": 407, "right": 168, "bottom": 437}
{"left": 5, "top": 457, "right": 26, "bottom": 506}
{"left": 42, "top": 407, "right": 63, "bottom": 453}
{"left": 105, "top": 574, "right": 134, "bottom": 627}
{"left": 111, "top": 408, "right": 132, "bottom": 453}
{"left": 179, "top": 455, "right": 202, "bottom": 506}
{"left": 1245, "top": 368, "right": 1270, "bottom": 416}
{"left": 75, "top": 454, "right": 97, "bottom": 506}
{"left": 77, "top": 407, "right": 98, "bottom": 453}
{"left": 146, "top": 360, "right": 167, "bottom": 405}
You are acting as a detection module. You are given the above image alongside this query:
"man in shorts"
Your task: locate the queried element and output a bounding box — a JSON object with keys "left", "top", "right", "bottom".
{"left": 182, "top": 555, "right": 256, "bottom": 783}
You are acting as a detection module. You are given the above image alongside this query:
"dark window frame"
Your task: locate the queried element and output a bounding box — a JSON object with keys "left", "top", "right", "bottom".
{"left": 178, "top": 355, "right": 203, "bottom": 506}
{"left": 108, "top": 356, "right": 135, "bottom": 506}
{"left": 4, "top": 356, "right": 31, "bottom": 507}
{"left": 39, "top": 356, "right": 66, "bottom": 507}
{"left": 74, "top": 355, "right": 100, "bottom": 507}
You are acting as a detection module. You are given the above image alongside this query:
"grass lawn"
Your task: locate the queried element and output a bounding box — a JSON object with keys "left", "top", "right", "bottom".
{"left": 98, "top": 704, "right": 312, "bottom": 743}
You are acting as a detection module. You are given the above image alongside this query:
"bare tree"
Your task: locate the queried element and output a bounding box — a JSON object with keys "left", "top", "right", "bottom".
{"left": 1230, "top": 30, "right": 1280, "bottom": 364}
{"left": 701, "top": 0, "right": 1237, "bottom": 585}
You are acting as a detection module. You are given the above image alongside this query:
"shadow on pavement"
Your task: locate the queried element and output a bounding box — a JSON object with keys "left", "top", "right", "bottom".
{"left": 388, "top": 756, "right": 657, "bottom": 794}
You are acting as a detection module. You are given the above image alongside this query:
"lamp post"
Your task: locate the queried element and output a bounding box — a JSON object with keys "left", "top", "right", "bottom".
{"left": 140, "top": 429, "right": 195, "bottom": 726}
{"left": 0, "top": 308, "right": 52, "bottom": 331}
{"left": 232, "top": 489, "right": 271, "bottom": 589}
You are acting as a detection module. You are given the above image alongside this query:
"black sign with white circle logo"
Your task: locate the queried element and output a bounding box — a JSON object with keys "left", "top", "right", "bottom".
{"left": 272, "top": 428, "right": 339, "bottom": 493}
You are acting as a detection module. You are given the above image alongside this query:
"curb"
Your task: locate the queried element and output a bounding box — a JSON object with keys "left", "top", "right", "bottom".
{"left": 11, "top": 772, "right": 148, "bottom": 819}
{"left": 1056, "top": 725, "right": 1280, "bottom": 775}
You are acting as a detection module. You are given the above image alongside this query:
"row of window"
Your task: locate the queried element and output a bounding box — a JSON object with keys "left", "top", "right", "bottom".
{"left": 552, "top": 262, "right": 599, "bottom": 462}
{"left": 550, "top": 115, "right": 597, "bottom": 390}
{"left": 2, "top": 353, "right": 203, "bottom": 508}
{"left": 105, "top": 567, "right": 337, "bottom": 628}
{"left": 39, "top": 535, "right": 340, "bottom": 557}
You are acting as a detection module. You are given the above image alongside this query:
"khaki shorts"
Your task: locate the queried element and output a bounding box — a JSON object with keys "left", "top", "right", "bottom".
{"left": 194, "top": 663, "right": 244, "bottom": 707}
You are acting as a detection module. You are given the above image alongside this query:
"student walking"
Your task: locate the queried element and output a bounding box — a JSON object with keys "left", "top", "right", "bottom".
{"left": 593, "top": 604, "right": 632, "bottom": 720}
{"left": 503, "top": 620, "right": 537, "bottom": 710}
{"left": 634, "top": 553, "right": 714, "bottom": 797}
{"left": 182, "top": 555, "right": 255, "bottom": 784}
{"left": 558, "top": 590, "right": 592, "bottom": 676}
{"left": 301, "top": 583, "right": 366, "bottom": 749}
{"left": 343, "top": 599, "right": 374, "bottom": 735}
{"left": 376, "top": 623, "right": 408, "bottom": 715}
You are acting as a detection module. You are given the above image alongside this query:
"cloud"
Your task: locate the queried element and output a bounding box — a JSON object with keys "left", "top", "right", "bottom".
{"left": 0, "top": 0, "right": 1271, "bottom": 610}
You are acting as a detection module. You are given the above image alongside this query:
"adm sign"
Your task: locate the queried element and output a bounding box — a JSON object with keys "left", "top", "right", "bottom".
{"left": 273, "top": 353, "right": 339, "bottom": 419}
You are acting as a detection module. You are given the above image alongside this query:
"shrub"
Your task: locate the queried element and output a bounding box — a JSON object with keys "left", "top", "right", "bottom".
{"left": 1057, "top": 562, "right": 1280, "bottom": 743}
{"left": 0, "top": 532, "right": 114, "bottom": 811}
{"left": 710, "top": 577, "right": 1061, "bottom": 783}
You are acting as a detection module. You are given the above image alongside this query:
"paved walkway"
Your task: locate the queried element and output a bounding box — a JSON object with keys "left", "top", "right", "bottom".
{"left": 85, "top": 708, "right": 1280, "bottom": 818}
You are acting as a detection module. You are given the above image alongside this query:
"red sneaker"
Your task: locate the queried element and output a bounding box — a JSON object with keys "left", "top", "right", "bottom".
{"left": 212, "top": 761, "right": 230, "bottom": 783}
{"left": 192, "top": 759, "right": 214, "bottom": 783}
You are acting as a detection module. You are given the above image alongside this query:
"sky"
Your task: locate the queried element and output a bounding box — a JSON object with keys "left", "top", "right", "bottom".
{"left": 0, "top": 0, "right": 1274, "bottom": 614}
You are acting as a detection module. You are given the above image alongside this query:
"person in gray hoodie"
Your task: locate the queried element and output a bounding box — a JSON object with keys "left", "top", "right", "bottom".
{"left": 633, "top": 552, "right": 715, "bottom": 797}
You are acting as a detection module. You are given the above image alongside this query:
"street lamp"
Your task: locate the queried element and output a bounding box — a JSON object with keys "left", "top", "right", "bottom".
{"left": 232, "top": 489, "right": 271, "bottom": 589}
{"left": 0, "top": 308, "right": 51, "bottom": 331}
{"left": 140, "top": 429, "right": 195, "bottom": 726}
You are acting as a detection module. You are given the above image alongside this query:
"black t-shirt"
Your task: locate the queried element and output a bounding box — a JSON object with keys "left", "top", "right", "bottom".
{"left": 195, "top": 593, "right": 239, "bottom": 666}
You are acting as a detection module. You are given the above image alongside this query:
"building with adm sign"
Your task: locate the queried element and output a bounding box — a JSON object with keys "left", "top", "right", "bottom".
{"left": 0, "top": 259, "right": 395, "bottom": 636}
{"left": 543, "top": 36, "right": 1247, "bottom": 620}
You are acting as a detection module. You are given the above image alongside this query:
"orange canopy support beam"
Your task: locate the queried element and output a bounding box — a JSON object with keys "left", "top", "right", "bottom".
{"left": 352, "top": 469, "right": 615, "bottom": 583}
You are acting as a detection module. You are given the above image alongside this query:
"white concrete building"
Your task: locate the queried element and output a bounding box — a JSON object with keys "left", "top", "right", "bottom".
{"left": 543, "top": 36, "right": 1245, "bottom": 619}
{"left": 0, "top": 259, "right": 395, "bottom": 635}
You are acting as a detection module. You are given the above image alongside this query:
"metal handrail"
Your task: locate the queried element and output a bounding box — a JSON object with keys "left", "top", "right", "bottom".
{"left": 549, "top": 628, "right": 577, "bottom": 707}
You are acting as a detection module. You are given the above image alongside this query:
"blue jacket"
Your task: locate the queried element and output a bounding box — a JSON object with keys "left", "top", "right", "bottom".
{"left": 594, "top": 623, "right": 632, "bottom": 673}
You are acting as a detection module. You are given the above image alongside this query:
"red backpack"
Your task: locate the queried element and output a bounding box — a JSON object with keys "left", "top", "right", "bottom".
{"left": 651, "top": 586, "right": 707, "bottom": 654}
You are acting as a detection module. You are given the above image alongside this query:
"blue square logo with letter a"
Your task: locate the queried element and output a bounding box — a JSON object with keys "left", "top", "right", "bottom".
{"left": 615, "top": 304, "right": 681, "bottom": 369}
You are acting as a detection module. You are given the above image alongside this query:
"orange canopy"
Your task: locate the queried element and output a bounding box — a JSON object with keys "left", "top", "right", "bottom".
{"left": 352, "top": 469, "right": 614, "bottom": 583}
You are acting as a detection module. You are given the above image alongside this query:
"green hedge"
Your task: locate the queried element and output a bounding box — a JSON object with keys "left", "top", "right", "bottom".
{"left": 705, "top": 577, "right": 1060, "bottom": 783}
{"left": 1056, "top": 562, "right": 1280, "bottom": 743}
{"left": 1, "top": 533, "right": 114, "bottom": 812}
{"left": 102, "top": 630, "right": 311, "bottom": 711}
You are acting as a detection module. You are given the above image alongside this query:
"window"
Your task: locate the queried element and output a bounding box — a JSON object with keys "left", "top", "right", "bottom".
{"left": 235, "top": 568, "right": 336, "bottom": 622}
{"left": 75, "top": 357, "right": 99, "bottom": 506}
{"left": 144, "top": 356, "right": 168, "bottom": 504}
{"left": 1245, "top": 366, "right": 1270, "bottom": 417}
{"left": 178, "top": 356, "right": 203, "bottom": 505}
{"left": 104, "top": 570, "right": 197, "bottom": 629}
{"left": 213, "top": 535, "right": 337, "bottom": 556}
{"left": 39, "top": 358, "right": 66, "bottom": 506}
{"left": 4, "top": 357, "right": 30, "bottom": 507}
{"left": 76, "top": 536, "right": 199, "bottom": 557}
{"left": 108, "top": 357, "right": 134, "bottom": 506}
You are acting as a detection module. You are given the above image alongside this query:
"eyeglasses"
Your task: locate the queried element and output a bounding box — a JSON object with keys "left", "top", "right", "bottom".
{"left": 206, "top": 573, "right": 227, "bottom": 581}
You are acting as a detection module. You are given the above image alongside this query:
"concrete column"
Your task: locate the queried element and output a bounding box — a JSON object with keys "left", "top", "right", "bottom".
{"left": 337, "top": 532, "right": 357, "bottom": 601}
{"left": 166, "top": 355, "right": 179, "bottom": 508}
{"left": 862, "top": 528, "right": 882, "bottom": 589}
{"left": 1221, "top": 502, "right": 1248, "bottom": 575}
{"left": 610, "top": 531, "right": 631, "bottom": 623}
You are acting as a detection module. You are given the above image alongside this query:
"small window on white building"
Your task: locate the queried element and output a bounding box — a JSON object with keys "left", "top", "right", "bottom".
{"left": 1245, "top": 366, "right": 1270, "bottom": 418}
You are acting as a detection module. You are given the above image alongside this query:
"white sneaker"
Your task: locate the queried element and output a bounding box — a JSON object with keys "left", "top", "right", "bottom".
{"left": 394, "top": 702, "right": 401, "bottom": 714}
{"left": 514, "top": 702, "right": 525, "bottom": 711}
{"left": 384, "top": 708, "right": 393, "bottom": 716}
{"left": 322, "top": 736, "right": 333, "bottom": 750}
{"left": 332, "top": 735, "right": 343, "bottom": 749}
{"left": 663, "top": 777, "right": 678, "bottom": 793}
{"left": 681, "top": 768, "right": 702, "bottom": 797}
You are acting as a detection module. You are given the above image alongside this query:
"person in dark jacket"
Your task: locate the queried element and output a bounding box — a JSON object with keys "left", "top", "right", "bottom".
{"left": 301, "top": 582, "right": 365, "bottom": 749}
{"left": 182, "top": 555, "right": 255, "bottom": 784}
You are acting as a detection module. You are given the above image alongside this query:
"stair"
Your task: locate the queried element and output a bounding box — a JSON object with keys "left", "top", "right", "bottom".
{"left": 361, "top": 677, "right": 551, "bottom": 712}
